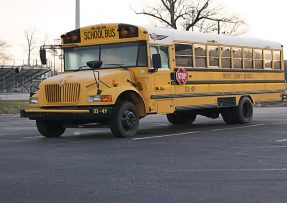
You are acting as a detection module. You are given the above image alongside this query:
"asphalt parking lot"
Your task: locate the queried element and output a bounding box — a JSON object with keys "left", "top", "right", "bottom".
{"left": 1, "top": 107, "right": 287, "bottom": 202}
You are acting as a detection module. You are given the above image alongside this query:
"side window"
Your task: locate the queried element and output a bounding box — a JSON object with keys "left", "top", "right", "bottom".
{"left": 274, "top": 50, "right": 282, "bottom": 70}
{"left": 254, "top": 49, "right": 263, "bottom": 69}
{"left": 209, "top": 46, "right": 219, "bottom": 67}
{"left": 150, "top": 46, "right": 170, "bottom": 69}
{"left": 221, "top": 46, "right": 231, "bottom": 68}
{"left": 244, "top": 48, "right": 253, "bottom": 69}
{"left": 175, "top": 44, "right": 193, "bottom": 67}
{"left": 233, "top": 47, "right": 243, "bottom": 69}
{"left": 264, "top": 50, "right": 272, "bottom": 69}
{"left": 137, "top": 41, "right": 148, "bottom": 67}
{"left": 195, "top": 44, "right": 207, "bottom": 68}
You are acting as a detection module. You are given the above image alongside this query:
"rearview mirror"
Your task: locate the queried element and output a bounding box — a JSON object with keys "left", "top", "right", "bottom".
{"left": 40, "top": 49, "right": 47, "bottom": 65}
{"left": 152, "top": 54, "right": 162, "bottom": 69}
{"left": 86, "top": 60, "right": 103, "bottom": 69}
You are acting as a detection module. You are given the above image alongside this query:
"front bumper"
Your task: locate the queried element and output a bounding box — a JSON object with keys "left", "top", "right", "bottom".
{"left": 20, "top": 106, "right": 113, "bottom": 123}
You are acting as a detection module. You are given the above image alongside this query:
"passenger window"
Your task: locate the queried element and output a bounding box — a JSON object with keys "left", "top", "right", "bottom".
{"left": 175, "top": 44, "right": 193, "bottom": 67}
{"left": 233, "top": 47, "right": 243, "bottom": 69}
{"left": 209, "top": 46, "right": 219, "bottom": 67}
{"left": 273, "top": 50, "right": 282, "bottom": 70}
{"left": 150, "top": 46, "right": 170, "bottom": 69}
{"left": 195, "top": 44, "right": 207, "bottom": 68}
{"left": 244, "top": 48, "right": 253, "bottom": 69}
{"left": 264, "top": 50, "right": 272, "bottom": 69}
{"left": 221, "top": 46, "right": 231, "bottom": 68}
{"left": 254, "top": 49, "right": 263, "bottom": 69}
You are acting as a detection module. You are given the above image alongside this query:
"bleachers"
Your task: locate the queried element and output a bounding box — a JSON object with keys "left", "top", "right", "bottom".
{"left": 0, "top": 65, "right": 51, "bottom": 93}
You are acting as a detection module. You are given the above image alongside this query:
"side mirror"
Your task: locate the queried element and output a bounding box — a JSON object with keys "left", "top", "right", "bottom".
{"left": 152, "top": 53, "right": 162, "bottom": 69}
{"left": 40, "top": 49, "right": 47, "bottom": 65}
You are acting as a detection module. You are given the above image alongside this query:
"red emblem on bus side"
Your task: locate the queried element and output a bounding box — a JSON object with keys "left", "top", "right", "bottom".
{"left": 176, "top": 68, "right": 188, "bottom": 85}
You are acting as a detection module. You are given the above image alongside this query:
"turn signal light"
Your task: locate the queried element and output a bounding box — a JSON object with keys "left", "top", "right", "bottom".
{"left": 101, "top": 95, "right": 112, "bottom": 102}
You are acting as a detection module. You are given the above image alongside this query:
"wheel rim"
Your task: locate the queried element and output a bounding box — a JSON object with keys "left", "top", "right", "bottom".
{"left": 121, "top": 110, "right": 137, "bottom": 130}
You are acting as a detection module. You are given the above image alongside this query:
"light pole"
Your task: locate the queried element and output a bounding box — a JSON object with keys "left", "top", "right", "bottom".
{"left": 76, "top": 0, "right": 80, "bottom": 29}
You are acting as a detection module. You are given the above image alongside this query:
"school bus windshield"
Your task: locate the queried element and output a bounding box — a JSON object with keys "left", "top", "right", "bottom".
{"left": 64, "top": 41, "right": 147, "bottom": 71}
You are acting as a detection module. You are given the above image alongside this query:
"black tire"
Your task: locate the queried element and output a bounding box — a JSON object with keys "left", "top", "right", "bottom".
{"left": 110, "top": 101, "right": 139, "bottom": 138}
{"left": 36, "top": 120, "right": 66, "bottom": 137}
{"left": 236, "top": 97, "right": 253, "bottom": 124}
{"left": 221, "top": 107, "right": 238, "bottom": 124}
{"left": 221, "top": 97, "right": 253, "bottom": 124}
{"left": 166, "top": 112, "right": 196, "bottom": 124}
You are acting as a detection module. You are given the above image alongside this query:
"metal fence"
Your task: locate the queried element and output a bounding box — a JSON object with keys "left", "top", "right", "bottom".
{"left": 0, "top": 65, "right": 51, "bottom": 93}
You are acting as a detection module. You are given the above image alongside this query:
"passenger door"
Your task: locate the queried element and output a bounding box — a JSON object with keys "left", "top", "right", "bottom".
{"left": 150, "top": 45, "right": 173, "bottom": 113}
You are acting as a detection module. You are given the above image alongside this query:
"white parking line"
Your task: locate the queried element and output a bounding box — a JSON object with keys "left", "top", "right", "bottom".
{"left": 23, "top": 136, "right": 39, "bottom": 139}
{"left": 133, "top": 123, "right": 265, "bottom": 141}
{"left": 276, "top": 139, "right": 287, "bottom": 142}
{"left": 187, "top": 168, "right": 287, "bottom": 172}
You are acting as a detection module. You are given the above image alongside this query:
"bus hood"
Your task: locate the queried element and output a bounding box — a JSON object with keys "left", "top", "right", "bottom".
{"left": 40, "top": 69, "right": 134, "bottom": 89}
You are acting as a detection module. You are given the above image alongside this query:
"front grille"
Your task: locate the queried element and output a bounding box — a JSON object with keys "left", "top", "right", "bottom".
{"left": 45, "top": 83, "right": 81, "bottom": 103}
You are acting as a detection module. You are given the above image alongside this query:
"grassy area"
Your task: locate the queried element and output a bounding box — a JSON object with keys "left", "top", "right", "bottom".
{"left": 0, "top": 100, "right": 29, "bottom": 114}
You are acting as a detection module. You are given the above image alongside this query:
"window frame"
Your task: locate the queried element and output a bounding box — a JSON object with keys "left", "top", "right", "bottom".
{"left": 174, "top": 43, "right": 194, "bottom": 67}
{"left": 208, "top": 45, "right": 220, "bottom": 68}
{"left": 232, "top": 47, "right": 243, "bottom": 69}
{"left": 194, "top": 44, "right": 207, "bottom": 68}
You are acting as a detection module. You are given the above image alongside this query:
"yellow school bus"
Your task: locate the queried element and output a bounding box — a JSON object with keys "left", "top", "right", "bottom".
{"left": 20, "top": 23, "right": 286, "bottom": 138}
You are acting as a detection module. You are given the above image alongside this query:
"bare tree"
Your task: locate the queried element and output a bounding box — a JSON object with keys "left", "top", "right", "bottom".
{"left": 0, "top": 39, "right": 11, "bottom": 63}
{"left": 135, "top": 0, "right": 247, "bottom": 35}
{"left": 24, "top": 28, "right": 38, "bottom": 66}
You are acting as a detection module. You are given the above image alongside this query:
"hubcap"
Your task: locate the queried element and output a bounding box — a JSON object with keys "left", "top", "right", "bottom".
{"left": 122, "top": 110, "right": 137, "bottom": 130}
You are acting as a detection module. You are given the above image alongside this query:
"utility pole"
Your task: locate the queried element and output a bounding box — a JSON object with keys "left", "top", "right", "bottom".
{"left": 217, "top": 20, "right": 220, "bottom": 35}
{"left": 75, "top": 0, "right": 80, "bottom": 29}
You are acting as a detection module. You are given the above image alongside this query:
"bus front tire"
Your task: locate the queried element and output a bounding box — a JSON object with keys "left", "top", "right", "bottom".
{"left": 110, "top": 101, "right": 139, "bottom": 138}
{"left": 36, "top": 120, "right": 66, "bottom": 137}
{"left": 221, "top": 97, "right": 253, "bottom": 124}
{"left": 166, "top": 112, "right": 196, "bottom": 124}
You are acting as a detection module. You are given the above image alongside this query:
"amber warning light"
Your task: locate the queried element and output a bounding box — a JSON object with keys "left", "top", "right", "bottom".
{"left": 118, "top": 24, "right": 138, "bottom": 39}
{"left": 61, "top": 29, "right": 81, "bottom": 44}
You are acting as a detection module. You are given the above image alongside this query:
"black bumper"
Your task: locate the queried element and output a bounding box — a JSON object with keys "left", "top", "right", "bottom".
{"left": 20, "top": 106, "right": 113, "bottom": 123}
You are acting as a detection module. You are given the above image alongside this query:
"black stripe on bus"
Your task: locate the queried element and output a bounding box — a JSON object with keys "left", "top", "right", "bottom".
{"left": 171, "top": 80, "right": 285, "bottom": 85}
{"left": 173, "top": 68, "right": 284, "bottom": 73}
{"left": 150, "top": 90, "right": 284, "bottom": 100}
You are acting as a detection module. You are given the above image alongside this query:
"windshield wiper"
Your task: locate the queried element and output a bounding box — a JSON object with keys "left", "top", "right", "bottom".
{"left": 73, "top": 66, "right": 89, "bottom": 72}
{"left": 103, "top": 63, "right": 125, "bottom": 68}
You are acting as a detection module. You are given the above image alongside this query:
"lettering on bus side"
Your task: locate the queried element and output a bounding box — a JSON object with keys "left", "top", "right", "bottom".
{"left": 84, "top": 29, "right": 116, "bottom": 40}
{"left": 223, "top": 73, "right": 253, "bottom": 80}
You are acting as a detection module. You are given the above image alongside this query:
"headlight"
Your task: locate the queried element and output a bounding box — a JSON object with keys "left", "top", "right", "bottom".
{"left": 88, "top": 95, "right": 112, "bottom": 102}
{"left": 88, "top": 95, "right": 101, "bottom": 102}
{"left": 29, "top": 97, "right": 39, "bottom": 104}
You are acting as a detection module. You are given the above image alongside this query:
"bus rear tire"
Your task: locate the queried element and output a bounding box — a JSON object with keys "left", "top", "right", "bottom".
{"left": 36, "top": 120, "right": 66, "bottom": 137}
{"left": 166, "top": 112, "right": 196, "bottom": 124}
{"left": 221, "top": 97, "right": 253, "bottom": 124}
{"left": 221, "top": 107, "right": 238, "bottom": 124}
{"left": 110, "top": 101, "right": 139, "bottom": 138}
{"left": 235, "top": 97, "right": 253, "bottom": 124}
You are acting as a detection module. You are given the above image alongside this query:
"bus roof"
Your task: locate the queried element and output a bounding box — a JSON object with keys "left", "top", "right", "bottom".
{"left": 145, "top": 26, "right": 283, "bottom": 49}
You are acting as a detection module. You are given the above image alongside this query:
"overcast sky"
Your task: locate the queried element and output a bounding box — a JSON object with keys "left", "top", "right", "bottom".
{"left": 1, "top": 0, "right": 287, "bottom": 63}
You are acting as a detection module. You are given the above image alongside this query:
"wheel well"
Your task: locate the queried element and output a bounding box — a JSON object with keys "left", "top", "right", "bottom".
{"left": 116, "top": 91, "right": 146, "bottom": 117}
{"left": 239, "top": 95, "right": 254, "bottom": 104}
